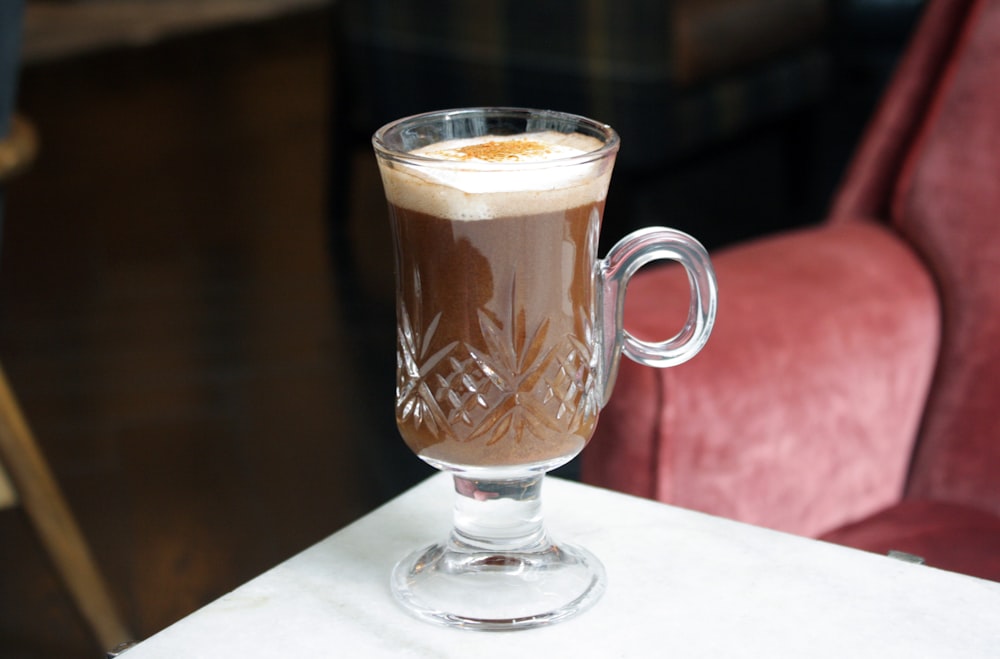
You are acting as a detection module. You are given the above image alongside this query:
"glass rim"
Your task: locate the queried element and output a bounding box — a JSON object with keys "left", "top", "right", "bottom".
{"left": 372, "top": 107, "right": 620, "bottom": 171}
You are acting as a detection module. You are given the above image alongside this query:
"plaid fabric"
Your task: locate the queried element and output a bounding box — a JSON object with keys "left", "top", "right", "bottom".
{"left": 339, "top": 0, "right": 831, "bottom": 169}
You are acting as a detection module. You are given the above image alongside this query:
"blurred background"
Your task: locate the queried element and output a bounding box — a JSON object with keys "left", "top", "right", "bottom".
{"left": 0, "top": 0, "right": 922, "bottom": 655}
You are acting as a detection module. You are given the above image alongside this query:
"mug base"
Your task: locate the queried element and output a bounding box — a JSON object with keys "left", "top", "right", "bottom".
{"left": 390, "top": 538, "right": 606, "bottom": 631}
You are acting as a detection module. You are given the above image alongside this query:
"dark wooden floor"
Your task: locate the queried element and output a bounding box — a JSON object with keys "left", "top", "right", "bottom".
{"left": 0, "top": 9, "right": 428, "bottom": 657}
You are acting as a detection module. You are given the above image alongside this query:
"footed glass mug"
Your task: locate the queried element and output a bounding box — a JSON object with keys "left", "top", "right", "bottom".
{"left": 374, "top": 108, "right": 717, "bottom": 630}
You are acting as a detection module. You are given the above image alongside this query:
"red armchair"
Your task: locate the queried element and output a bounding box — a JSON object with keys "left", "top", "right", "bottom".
{"left": 583, "top": 0, "right": 1000, "bottom": 581}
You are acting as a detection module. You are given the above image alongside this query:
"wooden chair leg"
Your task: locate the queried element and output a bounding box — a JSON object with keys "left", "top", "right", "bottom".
{"left": 0, "top": 361, "right": 132, "bottom": 650}
{"left": 0, "top": 457, "right": 16, "bottom": 508}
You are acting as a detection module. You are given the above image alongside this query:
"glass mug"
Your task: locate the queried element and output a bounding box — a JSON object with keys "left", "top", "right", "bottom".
{"left": 373, "top": 108, "right": 717, "bottom": 630}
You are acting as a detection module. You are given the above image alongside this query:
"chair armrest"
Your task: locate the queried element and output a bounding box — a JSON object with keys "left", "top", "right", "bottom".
{"left": 583, "top": 221, "right": 940, "bottom": 537}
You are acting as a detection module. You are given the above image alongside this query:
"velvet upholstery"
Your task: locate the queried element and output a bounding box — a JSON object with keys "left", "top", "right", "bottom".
{"left": 889, "top": 0, "right": 1000, "bottom": 517}
{"left": 820, "top": 501, "right": 1000, "bottom": 581}
{"left": 587, "top": 222, "right": 939, "bottom": 538}
{"left": 583, "top": 0, "right": 1000, "bottom": 581}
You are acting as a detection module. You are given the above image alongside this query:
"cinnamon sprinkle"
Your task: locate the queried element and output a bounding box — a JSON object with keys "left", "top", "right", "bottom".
{"left": 436, "top": 139, "right": 552, "bottom": 162}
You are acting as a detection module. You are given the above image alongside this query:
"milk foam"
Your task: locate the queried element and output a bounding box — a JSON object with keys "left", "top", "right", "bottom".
{"left": 378, "top": 131, "right": 613, "bottom": 220}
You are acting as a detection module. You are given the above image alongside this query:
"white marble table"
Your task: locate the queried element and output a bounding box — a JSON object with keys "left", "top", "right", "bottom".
{"left": 120, "top": 473, "right": 1000, "bottom": 657}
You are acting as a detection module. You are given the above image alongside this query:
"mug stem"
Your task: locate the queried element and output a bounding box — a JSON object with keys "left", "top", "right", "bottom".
{"left": 450, "top": 474, "right": 547, "bottom": 552}
{"left": 391, "top": 473, "right": 606, "bottom": 630}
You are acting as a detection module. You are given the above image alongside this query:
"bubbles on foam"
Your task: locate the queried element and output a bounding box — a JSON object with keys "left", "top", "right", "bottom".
{"left": 380, "top": 131, "right": 613, "bottom": 220}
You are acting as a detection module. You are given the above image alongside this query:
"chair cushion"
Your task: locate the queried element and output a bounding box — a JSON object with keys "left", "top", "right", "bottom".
{"left": 583, "top": 222, "right": 939, "bottom": 538}
{"left": 821, "top": 499, "right": 1000, "bottom": 582}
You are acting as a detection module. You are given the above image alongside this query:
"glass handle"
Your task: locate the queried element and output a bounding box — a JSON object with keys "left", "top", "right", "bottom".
{"left": 598, "top": 227, "right": 718, "bottom": 406}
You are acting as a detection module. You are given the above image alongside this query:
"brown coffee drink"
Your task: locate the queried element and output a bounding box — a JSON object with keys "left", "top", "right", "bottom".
{"left": 380, "top": 132, "right": 614, "bottom": 470}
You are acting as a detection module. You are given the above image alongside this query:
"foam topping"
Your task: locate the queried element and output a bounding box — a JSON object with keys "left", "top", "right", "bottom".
{"left": 414, "top": 133, "right": 598, "bottom": 164}
{"left": 379, "top": 131, "right": 614, "bottom": 220}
